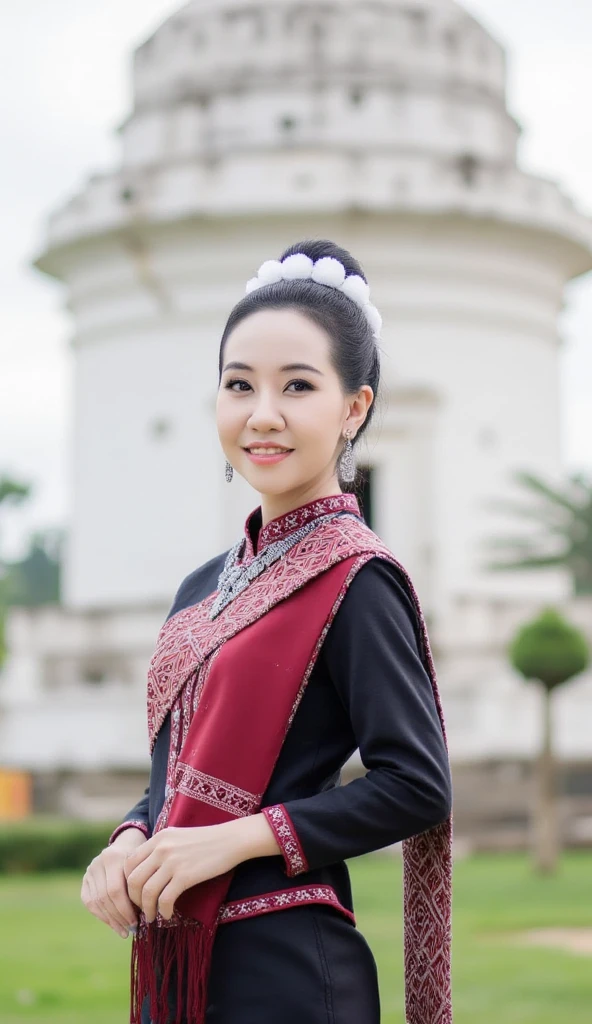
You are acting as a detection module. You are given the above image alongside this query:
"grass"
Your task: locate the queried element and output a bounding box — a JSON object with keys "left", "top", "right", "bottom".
{"left": 360, "top": 852, "right": 592, "bottom": 1024}
{"left": 0, "top": 853, "right": 591, "bottom": 1023}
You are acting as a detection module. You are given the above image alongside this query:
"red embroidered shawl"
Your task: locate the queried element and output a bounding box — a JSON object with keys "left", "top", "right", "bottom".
{"left": 132, "top": 496, "right": 452, "bottom": 1024}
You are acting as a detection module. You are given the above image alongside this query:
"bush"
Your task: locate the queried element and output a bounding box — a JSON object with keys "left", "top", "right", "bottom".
{"left": 510, "top": 606, "right": 589, "bottom": 690}
{"left": 0, "top": 818, "right": 117, "bottom": 874}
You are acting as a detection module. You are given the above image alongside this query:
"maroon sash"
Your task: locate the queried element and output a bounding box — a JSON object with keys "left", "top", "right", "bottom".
{"left": 132, "top": 514, "right": 452, "bottom": 1024}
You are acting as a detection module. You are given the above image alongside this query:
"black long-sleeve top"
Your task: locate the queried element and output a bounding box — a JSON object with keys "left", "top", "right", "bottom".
{"left": 113, "top": 549, "right": 452, "bottom": 917}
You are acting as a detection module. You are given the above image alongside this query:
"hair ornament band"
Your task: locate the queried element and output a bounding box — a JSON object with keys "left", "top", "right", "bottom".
{"left": 245, "top": 254, "right": 382, "bottom": 339}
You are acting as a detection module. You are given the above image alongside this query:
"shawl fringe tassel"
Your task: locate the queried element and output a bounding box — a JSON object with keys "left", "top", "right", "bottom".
{"left": 131, "top": 917, "right": 218, "bottom": 1024}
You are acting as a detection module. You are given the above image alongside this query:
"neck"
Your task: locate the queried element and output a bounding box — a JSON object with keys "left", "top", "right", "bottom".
{"left": 260, "top": 478, "right": 344, "bottom": 528}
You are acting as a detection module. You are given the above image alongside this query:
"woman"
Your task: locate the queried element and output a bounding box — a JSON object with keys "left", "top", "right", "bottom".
{"left": 81, "top": 239, "right": 453, "bottom": 1024}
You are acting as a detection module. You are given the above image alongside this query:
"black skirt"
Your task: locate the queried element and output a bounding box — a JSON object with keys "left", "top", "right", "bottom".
{"left": 142, "top": 906, "right": 381, "bottom": 1024}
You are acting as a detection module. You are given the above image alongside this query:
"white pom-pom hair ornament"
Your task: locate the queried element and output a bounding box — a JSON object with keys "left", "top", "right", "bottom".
{"left": 244, "top": 252, "right": 382, "bottom": 338}
{"left": 340, "top": 274, "right": 370, "bottom": 306}
{"left": 364, "top": 303, "right": 383, "bottom": 336}
{"left": 311, "top": 257, "right": 346, "bottom": 288}
{"left": 257, "top": 260, "right": 284, "bottom": 285}
{"left": 281, "top": 253, "right": 314, "bottom": 279}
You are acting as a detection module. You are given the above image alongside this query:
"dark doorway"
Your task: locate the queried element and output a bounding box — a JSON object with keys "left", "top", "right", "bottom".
{"left": 356, "top": 465, "right": 374, "bottom": 529}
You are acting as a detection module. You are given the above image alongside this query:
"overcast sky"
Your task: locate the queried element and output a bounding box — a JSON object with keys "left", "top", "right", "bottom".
{"left": 1, "top": 0, "right": 591, "bottom": 557}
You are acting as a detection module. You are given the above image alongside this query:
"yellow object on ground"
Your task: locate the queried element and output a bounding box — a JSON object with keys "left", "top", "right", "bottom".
{"left": 0, "top": 769, "right": 31, "bottom": 819}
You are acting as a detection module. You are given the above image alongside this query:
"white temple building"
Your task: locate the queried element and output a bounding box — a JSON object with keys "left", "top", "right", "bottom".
{"left": 2, "top": 0, "right": 592, "bottom": 822}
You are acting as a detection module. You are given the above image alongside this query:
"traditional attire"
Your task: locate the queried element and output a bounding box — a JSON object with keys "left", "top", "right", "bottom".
{"left": 110, "top": 495, "right": 453, "bottom": 1024}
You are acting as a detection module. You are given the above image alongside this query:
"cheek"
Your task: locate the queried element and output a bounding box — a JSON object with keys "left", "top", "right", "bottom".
{"left": 216, "top": 390, "right": 243, "bottom": 429}
{"left": 293, "top": 393, "right": 343, "bottom": 443}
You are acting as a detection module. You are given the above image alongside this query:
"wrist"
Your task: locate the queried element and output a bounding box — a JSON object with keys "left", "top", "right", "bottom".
{"left": 226, "top": 814, "right": 281, "bottom": 864}
{"left": 111, "top": 826, "right": 148, "bottom": 851}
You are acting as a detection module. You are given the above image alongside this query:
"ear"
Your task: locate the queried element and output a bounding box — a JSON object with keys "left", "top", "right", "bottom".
{"left": 344, "top": 385, "right": 374, "bottom": 438}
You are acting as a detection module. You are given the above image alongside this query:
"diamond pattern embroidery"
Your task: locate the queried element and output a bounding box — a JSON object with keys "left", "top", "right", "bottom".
{"left": 176, "top": 764, "right": 262, "bottom": 817}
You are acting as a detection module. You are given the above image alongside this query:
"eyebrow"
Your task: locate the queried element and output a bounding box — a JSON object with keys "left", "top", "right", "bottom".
{"left": 222, "top": 361, "right": 324, "bottom": 376}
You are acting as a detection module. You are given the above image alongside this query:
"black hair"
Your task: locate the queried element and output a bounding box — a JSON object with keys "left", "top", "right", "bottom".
{"left": 218, "top": 239, "right": 381, "bottom": 451}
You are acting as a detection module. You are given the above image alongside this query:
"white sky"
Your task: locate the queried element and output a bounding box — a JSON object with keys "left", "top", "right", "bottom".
{"left": 1, "top": 0, "right": 591, "bottom": 557}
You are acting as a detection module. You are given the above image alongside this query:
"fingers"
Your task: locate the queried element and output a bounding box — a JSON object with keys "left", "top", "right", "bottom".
{"left": 96, "top": 854, "right": 137, "bottom": 934}
{"left": 103, "top": 855, "right": 140, "bottom": 929}
{"left": 123, "top": 836, "right": 153, "bottom": 880}
{"left": 124, "top": 831, "right": 191, "bottom": 923}
{"left": 81, "top": 851, "right": 136, "bottom": 938}
{"left": 81, "top": 870, "right": 109, "bottom": 926}
{"left": 82, "top": 861, "right": 128, "bottom": 938}
{"left": 126, "top": 855, "right": 158, "bottom": 909}
{"left": 137, "top": 865, "right": 174, "bottom": 923}
{"left": 154, "top": 876, "right": 186, "bottom": 922}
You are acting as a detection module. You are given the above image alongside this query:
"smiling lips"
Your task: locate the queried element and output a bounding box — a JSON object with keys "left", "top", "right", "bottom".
{"left": 243, "top": 444, "right": 294, "bottom": 465}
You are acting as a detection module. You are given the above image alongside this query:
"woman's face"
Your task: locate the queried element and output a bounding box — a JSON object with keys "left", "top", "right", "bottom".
{"left": 216, "top": 308, "right": 372, "bottom": 502}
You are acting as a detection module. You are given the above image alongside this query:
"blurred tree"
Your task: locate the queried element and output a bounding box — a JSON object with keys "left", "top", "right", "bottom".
{"left": 486, "top": 471, "right": 592, "bottom": 596}
{"left": 510, "top": 608, "right": 589, "bottom": 873}
{"left": 5, "top": 530, "right": 62, "bottom": 606}
{"left": 0, "top": 475, "right": 33, "bottom": 667}
{"left": 0, "top": 477, "right": 31, "bottom": 509}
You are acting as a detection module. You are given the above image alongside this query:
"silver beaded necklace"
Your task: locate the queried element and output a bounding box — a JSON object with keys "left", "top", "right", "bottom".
{"left": 210, "top": 510, "right": 359, "bottom": 620}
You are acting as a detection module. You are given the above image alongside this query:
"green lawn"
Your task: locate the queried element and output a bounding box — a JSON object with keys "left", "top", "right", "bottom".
{"left": 0, "top": 853, "right": 591, "bottom": 1023}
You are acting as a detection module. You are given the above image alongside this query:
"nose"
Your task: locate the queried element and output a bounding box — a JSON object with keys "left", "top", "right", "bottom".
{"left": 246, "top": 390, "right": 285, "bottom": 433}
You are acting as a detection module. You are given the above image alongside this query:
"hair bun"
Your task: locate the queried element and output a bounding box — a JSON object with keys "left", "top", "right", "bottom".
{"left": 279, "top": 239, "right": 368, "bottom": 284}
{"left": 246, "top": 244, "right": 381, "bottom": 339}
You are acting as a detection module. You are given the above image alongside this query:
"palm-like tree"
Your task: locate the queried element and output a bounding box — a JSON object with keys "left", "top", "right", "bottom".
{"left": 486, "top": 471, "right": 592, "bottom": 596}
{"left": 0, "top": 476, "right": 32, "bottom": 666}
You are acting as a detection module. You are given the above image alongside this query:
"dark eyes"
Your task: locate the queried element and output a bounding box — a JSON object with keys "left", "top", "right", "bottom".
{"left": 224, "top": 378, "right": 315, "bottom": 393}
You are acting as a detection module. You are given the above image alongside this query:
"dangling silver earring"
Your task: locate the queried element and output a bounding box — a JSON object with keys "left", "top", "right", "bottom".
{"left": 339, "top": 430, "right": 356, "bottom": 484}
{"left": 225, "top": 461, "right": 234, "bottom": 483}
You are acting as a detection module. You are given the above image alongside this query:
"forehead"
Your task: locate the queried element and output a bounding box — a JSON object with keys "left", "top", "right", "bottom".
{"left": 223, "top": 308, "right": 333, "bottom": 367}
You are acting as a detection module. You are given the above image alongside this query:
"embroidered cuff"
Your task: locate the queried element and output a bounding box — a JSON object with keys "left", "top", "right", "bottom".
{"left": 108, "top": 820, "right": 150, "bottom": 846}
{"left": 262, "top": 804, "right": 308, "bottom": 877}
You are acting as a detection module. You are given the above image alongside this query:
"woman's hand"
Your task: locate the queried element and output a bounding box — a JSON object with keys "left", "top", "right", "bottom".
{"left": 124, "top": 816, "right": 279, "bottom": 923}
{"left": 81, "top": 827, "right": 147, "bottom": 938}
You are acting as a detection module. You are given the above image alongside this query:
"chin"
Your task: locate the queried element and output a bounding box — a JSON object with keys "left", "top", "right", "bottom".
{"left": 248, "top": 475, "right": 300, "bottom": 497}
{"left": 242, "top": 467, "right": 304, "bottom": 497}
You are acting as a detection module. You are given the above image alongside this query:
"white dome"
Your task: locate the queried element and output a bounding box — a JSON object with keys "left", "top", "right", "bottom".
{"left": 37, "top": 0, "right": 592, "bottom": 270}
{"left": 128, "top": 0, "right": 513, "bottom": 164}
